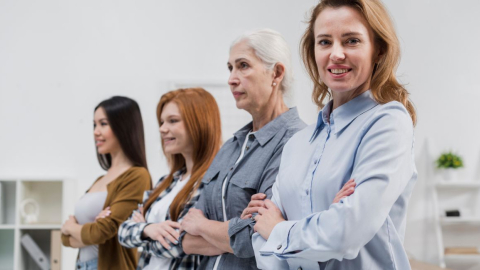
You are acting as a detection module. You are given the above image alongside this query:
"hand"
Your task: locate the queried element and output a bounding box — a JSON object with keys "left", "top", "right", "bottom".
{"left": 95, "top": 206, "right": 111, "bottom": 220}
{"left": 143, "top": 220, "right": 181, "bottom": 250}
{"left": 332, "top": 179, "right": 356, "bottom": 204}
{"left": 254, "top": 199, "right": 285, "bottom": 240}
{"left": 132, "top": 210, "right": 146, "bottom": 223}
{"left": 61, "top": 215, "right": 78, "bottom": 235}
{"left": 180, "top": 208, "right": 207, "bottom": 236}
{"left": 241, "top": 193, "right": 267, "bottom": 220}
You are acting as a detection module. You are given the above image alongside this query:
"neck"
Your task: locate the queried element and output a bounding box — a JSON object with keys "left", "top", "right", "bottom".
{"left": 331, "top": 88, "right": 369, "bottom": 111}
{"left": 250, "top": 95, "right": 288, "bottom": 132}
{"left": 182, "top": 153, "right": 194, "bottom": 179}
{"left": 109, "top": 149, "right": 133, "bottom": 171}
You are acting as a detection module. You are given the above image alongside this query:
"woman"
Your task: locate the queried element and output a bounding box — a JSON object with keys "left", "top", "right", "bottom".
{"left": 179, "top": 29, "right": 306, "bottom": 270}
{"left": 61, "top": 96, "right": 152, "bottom": 270}
{"left": 251, "top": 0, "right": 417, "bottom": 269}
{"left": 116, "top": 88, "right": 223, "bottom": 270}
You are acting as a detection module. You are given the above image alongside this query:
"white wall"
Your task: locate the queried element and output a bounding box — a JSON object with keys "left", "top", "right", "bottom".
{"left": 1, "top": 0, "right": 479, "bottom": 266}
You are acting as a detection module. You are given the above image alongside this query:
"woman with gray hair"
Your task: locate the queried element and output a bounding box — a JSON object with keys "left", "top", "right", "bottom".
{"left": 178, "top": 28, "right": 306, "bottom": 269}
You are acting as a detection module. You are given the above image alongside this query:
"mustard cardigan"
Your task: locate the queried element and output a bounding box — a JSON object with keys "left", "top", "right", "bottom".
{"left": 62, "top": 166, "right": 152, "bottom": 270}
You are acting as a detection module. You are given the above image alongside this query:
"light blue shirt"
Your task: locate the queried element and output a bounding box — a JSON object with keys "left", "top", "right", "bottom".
{"left": 252, "top": 91, "right": 417, "bottom": 270}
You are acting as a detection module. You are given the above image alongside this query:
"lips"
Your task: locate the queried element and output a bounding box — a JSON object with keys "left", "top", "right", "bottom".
{"left": 327, "top": 65, "right": 352, "bottom": 78}
{"left": 232, "top": 91, "right": 245, "bottom": 99}
{"left": 95, "top": 140, "right": 105, "bottom": 146}
{"left": 163, "top": 138, "right": 176, "bottom": 144}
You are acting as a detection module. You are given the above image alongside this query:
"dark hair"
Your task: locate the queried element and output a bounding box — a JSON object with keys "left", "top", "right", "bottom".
{"left": 94, "top": 96, "right": 148, "bottom": 170}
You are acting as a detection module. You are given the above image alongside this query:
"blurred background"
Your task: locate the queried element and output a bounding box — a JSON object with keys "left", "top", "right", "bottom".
{"left": 1, "top": 0, "right": 479, "bottom": 269}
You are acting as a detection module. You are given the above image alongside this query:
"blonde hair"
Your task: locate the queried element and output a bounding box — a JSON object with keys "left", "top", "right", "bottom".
{"left": 300, "top": 0, "right": 416, "bottom": 125}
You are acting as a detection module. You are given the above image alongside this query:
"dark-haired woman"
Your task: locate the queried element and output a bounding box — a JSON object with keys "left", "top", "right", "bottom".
{"left": 61, "top": 96, "right": 152, "bottom": 270}
{"left": 117, "top": 88, "right": 223, "bottom": 270}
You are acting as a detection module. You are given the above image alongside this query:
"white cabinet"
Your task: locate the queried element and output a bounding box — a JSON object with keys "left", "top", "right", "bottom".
{"left": 0, "top": 179, "right": 76, "bottom": 270}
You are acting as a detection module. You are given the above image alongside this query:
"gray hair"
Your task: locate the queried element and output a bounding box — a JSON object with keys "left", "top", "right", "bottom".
{"left": 231, "top": 29, "right": 293, "bottom": 94}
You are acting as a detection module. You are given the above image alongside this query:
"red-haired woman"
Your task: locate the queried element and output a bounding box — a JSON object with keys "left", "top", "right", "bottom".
{"left": 116, "top": 88, "right": 222, "bottom": 270}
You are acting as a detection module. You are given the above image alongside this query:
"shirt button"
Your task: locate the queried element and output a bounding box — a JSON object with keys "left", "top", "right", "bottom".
{"left": 306, "top": 190, "right": 309, "bottom": 195}
{"left": 249, "top": 134, "right": 255, "bottom": 140}
{"left": 314, "top": 159, "right": 318, "bottom": 164}
{"left": 277, "top": 244, "right": 282, "bottom": 250}
{"left": 230, "top": 167, "right": 233, "bottom": 170}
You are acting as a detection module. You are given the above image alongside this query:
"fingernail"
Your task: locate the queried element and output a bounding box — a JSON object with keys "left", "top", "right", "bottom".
{"left": 168, "top": 246, "right": 172, "bottom": 250}
{"left": 174, "top": 241, "right": 178, "bottom": 244}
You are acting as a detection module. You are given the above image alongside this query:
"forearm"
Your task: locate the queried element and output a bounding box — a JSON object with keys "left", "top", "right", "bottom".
{"left": 69, "top": 235, "right": 86, "bottom": 248}
{"left": 183, "top": 233, "right": 224, "bottom": 256}
{"left": 198, "top": 220, "right": 233, "bottom": 253}
{"left": 68, "top": 223, "right": 84, "bottom": 242}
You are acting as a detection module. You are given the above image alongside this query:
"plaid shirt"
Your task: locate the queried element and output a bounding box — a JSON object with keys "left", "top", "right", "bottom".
{"left": 118, "top": 168, "right": 203, "bottom": 270}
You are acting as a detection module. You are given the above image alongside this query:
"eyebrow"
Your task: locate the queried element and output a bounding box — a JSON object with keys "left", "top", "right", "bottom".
{"left": 316, "top": 32, "right": 363, "bottom": 38}
{"left": 227, "top": 57, "right": 250, "bottom": 66}
{"left": 94, "top": 118, "right": 108, "bottom": 122}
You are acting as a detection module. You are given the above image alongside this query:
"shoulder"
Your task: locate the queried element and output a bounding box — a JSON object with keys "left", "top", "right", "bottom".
{"left": 368, "top": 101, "right": 413, "bottom": 133}
{"left": 117, "top": 167, "right": 151, "bottom": 188}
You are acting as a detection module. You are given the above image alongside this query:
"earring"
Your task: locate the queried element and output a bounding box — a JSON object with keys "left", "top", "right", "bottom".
{"left": 272, "top": 82, "right": 277, "bottom": 86}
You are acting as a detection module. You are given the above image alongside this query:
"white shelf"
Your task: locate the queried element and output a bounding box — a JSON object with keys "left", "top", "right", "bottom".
{"left": 436, "top": 182, "right": 480, "bottom": 189}
{"left": 441, "top": 217, "right": 480, "bottom": 225}
{"left": 0, "top": 225, "right": 15, "bottom": 230}
{"left": 445, "top": 254, "right": 480, "bottom": 262}
{"left": 19, "top": 224, "right": 62, "bottom": 230}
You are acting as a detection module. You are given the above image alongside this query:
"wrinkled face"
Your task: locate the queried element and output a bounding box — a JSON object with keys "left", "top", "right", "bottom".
{"left": 314, "top": 6, "right": 378, "bottom": 96}
{"left": 159, "top": 102, "right": 193, "bottom": 156}
{"left": 227, "top": 40, "right": 275, "bottom": 114}
{"left": 93, "top": 107, "right": 120, "bottom": 155}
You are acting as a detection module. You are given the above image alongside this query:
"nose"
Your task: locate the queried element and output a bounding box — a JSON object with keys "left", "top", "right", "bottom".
{"left": 330, "top": 43, "right": 345, "bottom": 62}
{"left": 93, "top": 125, "right": 101, "bottom": 136}
{"left": 228, "top": 70, "right": 239, "bottom": 86}
{"left": 159, "top": 123, "right": 168, "bottom": 135}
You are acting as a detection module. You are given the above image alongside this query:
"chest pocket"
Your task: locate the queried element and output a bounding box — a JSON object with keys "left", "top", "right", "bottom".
{"left": 202, "top": 169, "right": 221, "bottom": 185}
{"left": 229, "top": 165, "right": 262, "bottom": 191}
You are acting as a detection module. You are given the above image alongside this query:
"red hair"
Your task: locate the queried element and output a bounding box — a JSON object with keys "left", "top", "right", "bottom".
{"left": 144, "top": 88, "right": 222, "bottom": 221}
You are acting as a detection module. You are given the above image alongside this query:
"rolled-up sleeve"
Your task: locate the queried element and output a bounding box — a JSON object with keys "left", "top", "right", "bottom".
{"left": 228, "top": 140, "right": 288, "bottom": 258}
{"left": 259, "top": 107, "right": 415, "bottom": 262}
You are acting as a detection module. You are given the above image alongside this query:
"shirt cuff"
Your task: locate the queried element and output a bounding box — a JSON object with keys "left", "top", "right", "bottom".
{"left": 259, "top": 220, "right": 297, "bottom": 257}
{"left": 228, "top": 217, "right": 254, "bottom": 237}
{"left": 134, "top": 222, "right": 151, "bottom": 245}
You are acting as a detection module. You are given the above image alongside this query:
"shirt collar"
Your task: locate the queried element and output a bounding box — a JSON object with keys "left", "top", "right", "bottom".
{"left": 311, "top": 90, "right": 378, "bottom": 140}
{"left": 233, "top": 107, "right": 300, "bottom": 147}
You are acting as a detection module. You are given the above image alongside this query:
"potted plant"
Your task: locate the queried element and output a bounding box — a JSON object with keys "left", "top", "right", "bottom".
{"left": 436, "top": 151, "right": 464, "bottom": 181}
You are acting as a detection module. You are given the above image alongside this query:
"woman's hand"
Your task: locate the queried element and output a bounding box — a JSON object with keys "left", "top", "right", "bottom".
{"left": 132, "top": 210, "right": 146, "bottom": 223}
{"left": 95, "top": 206, "right": 111, "bottom": 220}
{"left": 332, "top": 179, "right": 356, "bottom": 204}
{"left": 143, "top": 220, "right": 181, "bottom": 250}
{"left": 61, "top": 215, "right": 78, "bottom": 235}
{"left": 180, "top": 208, "right": 207, "bottom": 236}
{"left": 241, "top": 193, "right": 267, "bottom": 220}
{"left": 254, "top": 199, "right": 285, "bottom": 240}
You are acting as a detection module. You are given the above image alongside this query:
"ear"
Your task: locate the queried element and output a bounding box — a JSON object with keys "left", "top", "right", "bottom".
{"left": 272, "top": 63, "right": 286, "bottom": 86}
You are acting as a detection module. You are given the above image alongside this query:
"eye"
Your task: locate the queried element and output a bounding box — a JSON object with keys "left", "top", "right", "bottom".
{"left": 169, "top": 119, "right": 179, "bottom": 124}
{"left": 318, "top": 39, "right": 331, "bottom": 46}
{"left": 227, "top": 64, "right": 233, "bottom": 72}
{"left": 346, "top": 38, "right": 360, "bottom": 45}
{"left": 93, "top": 123, "right": 96, "bottom": 129}
{"left": 240, "top": 62, "right": 249, "bottom": 69}
{"left": 101, "top": 122, "right": 108, "bottom": 126}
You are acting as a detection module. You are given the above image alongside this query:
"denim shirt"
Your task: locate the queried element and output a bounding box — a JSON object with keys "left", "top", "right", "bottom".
{"left": 253, "top": 91, "right": 417, "bottom": 270}
{"left": 193, "top": 107, "right": 305, "bottom": 270}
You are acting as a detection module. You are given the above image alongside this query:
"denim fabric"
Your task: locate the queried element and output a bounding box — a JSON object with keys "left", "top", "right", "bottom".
{"left": 76, "top": 258, "right": 98, "bottom": 270}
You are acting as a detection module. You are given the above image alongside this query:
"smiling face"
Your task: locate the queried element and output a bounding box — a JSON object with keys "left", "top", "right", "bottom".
{"left": 314, "top": 6, "right": 379, "bottom": 98}
{"left": 227, "top": 40, "right": 275, "bottom": 114}
{"left": 93, "top": 107, "right": 120, "bottom": 155}
{"left": 159, "top": 101, "right": 193, "bottom": 157}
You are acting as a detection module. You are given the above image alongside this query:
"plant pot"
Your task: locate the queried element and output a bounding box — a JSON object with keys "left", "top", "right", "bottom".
{"left": 440, "top": 168, "right": 459, "bottom": 181}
